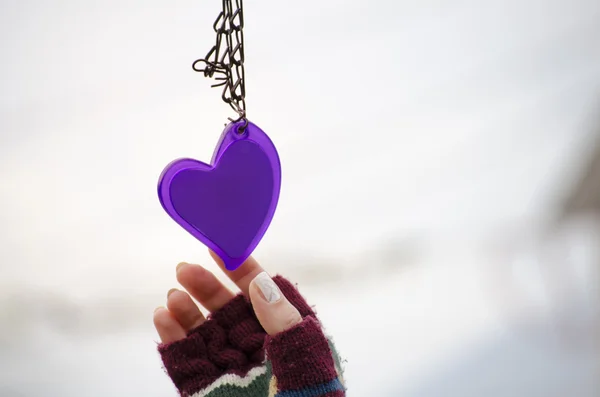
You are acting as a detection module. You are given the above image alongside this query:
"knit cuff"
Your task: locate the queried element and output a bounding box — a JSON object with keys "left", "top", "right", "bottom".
{"left": 267, "top": 277, "right": 345, "bottom": 396}
{"left": 266, "top": 316, "right": 343, "bottom": 394}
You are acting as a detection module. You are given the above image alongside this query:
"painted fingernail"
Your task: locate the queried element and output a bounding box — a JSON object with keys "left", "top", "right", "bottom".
{"left": 251, "top": 272, "right": 282, "bottom": 304}
{"left": 167, "top": 288, "right": 178, "bottom": 298}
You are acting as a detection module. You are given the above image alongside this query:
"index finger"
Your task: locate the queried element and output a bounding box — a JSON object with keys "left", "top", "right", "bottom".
{"left": 209, "top": 250, "right": 265, "bottom": 296}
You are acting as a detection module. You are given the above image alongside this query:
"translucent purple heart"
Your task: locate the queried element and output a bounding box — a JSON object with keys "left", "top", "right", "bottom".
{"left": 158, "top": 121, "right": 281, "bottom": 271}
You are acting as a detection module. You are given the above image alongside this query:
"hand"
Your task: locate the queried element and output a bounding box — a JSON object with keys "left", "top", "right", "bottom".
{"left": 152, "top": 251, "right": 345, "bottom": 397}
{"left": 153, "top": 251, "right": 303, "bottom": 343}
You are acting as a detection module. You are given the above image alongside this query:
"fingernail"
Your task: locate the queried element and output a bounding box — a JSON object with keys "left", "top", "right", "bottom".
{"left": 176, "top": 262, "right": 188, "bottom": 272}
{"left": 154, "top": 306, "right": 165, "bottom": 313}
{"left": 167, "top": 288, "right": 178, "bottom": 298}
{"left": 251, "top": 272, "right": 282, "bottom": 304}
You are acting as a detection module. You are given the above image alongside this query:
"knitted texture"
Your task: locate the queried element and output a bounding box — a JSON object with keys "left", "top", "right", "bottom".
{"left": 158, "top": 276, "right": 345, "bottom": 397}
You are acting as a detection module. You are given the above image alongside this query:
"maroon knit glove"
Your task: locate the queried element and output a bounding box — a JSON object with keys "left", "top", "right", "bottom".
{"left": 158, "top": 276, "right": 345, "bottom": 397}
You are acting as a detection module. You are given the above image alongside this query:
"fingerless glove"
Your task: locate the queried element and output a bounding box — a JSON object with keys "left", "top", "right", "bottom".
{"left": 158, "top": 276, "right": 346, "bottom": 397}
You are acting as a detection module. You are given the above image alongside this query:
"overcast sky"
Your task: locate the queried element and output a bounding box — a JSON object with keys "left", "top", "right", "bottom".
{"left": 2, "top": 0, "right": 600, "bottom": 297}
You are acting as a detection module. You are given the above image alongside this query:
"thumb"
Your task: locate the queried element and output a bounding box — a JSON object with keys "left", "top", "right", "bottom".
{"left": 249, "top": 272, "right": 303, "bottom": 335}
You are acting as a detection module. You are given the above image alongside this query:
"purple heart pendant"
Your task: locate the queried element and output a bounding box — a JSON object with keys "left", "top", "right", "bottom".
{"left": 158, "top": 120, "right": 281, "bottom": 271}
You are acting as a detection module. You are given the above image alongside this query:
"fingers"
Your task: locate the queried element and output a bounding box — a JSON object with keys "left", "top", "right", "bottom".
{"left": 176, "top": 262, "right": 236, "bottom": 312}
{"left": 166, "top": 288, "right": 206, "bottom": 331}
{"left": 248, "top": 272, "right": 302, "bottom": 335}
{"left": 154, "top": 263, "right": 234, "bottom": 344}
{"left": 153, "top": 307, "right": 186, "bottom": 344}
{"left": 154, "top": 288, "right": 207, "bottom": 344}
{"left": 154, "top": 253, "right": 267, "bottom": 344}
{"left": 209, "top": 250, "right": 264, "bottom": 296}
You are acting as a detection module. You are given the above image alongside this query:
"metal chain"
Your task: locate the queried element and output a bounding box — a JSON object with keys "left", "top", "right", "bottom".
{"left": 192, "top": 0, "right": 247, "bottom": 127}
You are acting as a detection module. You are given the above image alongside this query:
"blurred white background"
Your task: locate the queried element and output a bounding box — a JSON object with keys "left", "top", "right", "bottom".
{"left": 1, "top": 0, "right": 600, "bottom": 396}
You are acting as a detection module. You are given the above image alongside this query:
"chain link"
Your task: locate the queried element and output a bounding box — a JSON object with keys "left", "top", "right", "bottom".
{"left": 193, "top": 0, "right": 247, "bottom": 126}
